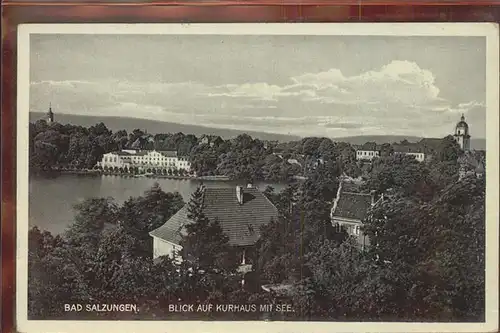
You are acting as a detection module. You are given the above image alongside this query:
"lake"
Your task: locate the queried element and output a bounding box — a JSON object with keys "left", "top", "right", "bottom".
{"left": 28, "top": 174, "right": 286, "bottom": 235}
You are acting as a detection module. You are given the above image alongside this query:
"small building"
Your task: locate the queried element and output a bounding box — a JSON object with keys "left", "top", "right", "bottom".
{"left": 330, "top": 180, "right": 380, "bottom": 250}
{"left": 149, "top": 185, "right": 279, "bottom": 267}
{"left": 97, "top": 149, "right": 191, "bottom": 172}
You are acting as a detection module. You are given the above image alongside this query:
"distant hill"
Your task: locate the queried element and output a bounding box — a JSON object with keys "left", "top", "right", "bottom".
{"left": 30, "top": 112, "right": 486, "bottom": 150}
{"left": 29, "top": 112, "right": 300, "bottom": 142}
{"left": 333, "top": 135, "right": 423, "bottom": 145}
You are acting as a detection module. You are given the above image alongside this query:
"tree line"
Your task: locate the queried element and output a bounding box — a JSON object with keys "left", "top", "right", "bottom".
{"left": 30, "top": 119, "right": 462, "bottom": 182}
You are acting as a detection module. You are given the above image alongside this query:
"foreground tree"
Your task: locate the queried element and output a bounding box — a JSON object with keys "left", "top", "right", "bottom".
{"left": 180, "top": 186, "right": 239, "bottom": 273}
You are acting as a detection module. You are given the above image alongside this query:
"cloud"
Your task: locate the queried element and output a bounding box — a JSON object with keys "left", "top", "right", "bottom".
{"left": 30, "top": 60, "right": 485, "bottom": 138}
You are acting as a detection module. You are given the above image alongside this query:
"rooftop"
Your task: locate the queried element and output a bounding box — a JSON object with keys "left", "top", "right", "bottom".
{"left": 150, "top": 186, "right": 279, "bottom": 247}
{"left": 107, "top": 149, "right": 178, "bottom": 157}
{"left": 332, "top": 191, "right": 373, "bottom": 221}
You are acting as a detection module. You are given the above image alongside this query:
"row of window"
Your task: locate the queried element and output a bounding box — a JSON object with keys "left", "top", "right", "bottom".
{"left": 357, "top": 151, "right": 379, "bottom": 156}
{"left": 103, "top": 155, "right": 189, "bottom": 164}
{"left": 335, "top": 223, "right": 362, "bottom": 236}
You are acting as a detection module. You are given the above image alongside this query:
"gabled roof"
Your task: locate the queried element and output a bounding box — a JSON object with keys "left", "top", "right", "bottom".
{"left": 332, "top": 191, "right": 372, "bottom": 221}
{"left": 150, "top": 187, "right": 279, "bottom": 247}
{"left": 157, "top": 150, "right": 178, "bottom": 157}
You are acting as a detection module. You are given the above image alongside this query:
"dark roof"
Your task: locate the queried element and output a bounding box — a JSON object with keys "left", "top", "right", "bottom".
{"left": 108, "top": 151, "right": 132, "bottom": 156}
{"left": 121, "top": 150, "right": 178, "bottom": 157}
{"left": 332, "top": 191, "right": 372, "bottom": 221}
{"left": 150, "top": 187, "right": 279, "bottom": 247}
{"left": 157, "top": 150, "right": 178, "bottom": 157}
{"left": 456, "top": 115, "right": 469, "bottom": 129}
{"left": 149, "top": 205, "right": 190, "bottom": 244}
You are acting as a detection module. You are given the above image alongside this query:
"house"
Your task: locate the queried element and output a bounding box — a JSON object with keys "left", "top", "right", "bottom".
{"left": 355, "top": 142, "right": 381, "bottom": 161}
{"left": 149, "top": 185, "right": 279, "bottom": 268}
{"left": 330, "top": 180, "right": 380, "bottom": 250}
{"left": 392, "top": 142, "right": 426, "bottom": 162}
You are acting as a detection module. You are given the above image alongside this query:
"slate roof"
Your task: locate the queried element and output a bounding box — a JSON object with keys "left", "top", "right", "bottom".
{"left": 158, "top": 150, "right": 178, "bottom": 157}
{"left": 150, "top": 187, "right": 279, "bottom": 247}
{"left": 332, "top": 191, "right": 373, "bottom": 221}
{"left": 118, "top": 150, "right": 178, "bottom": 157}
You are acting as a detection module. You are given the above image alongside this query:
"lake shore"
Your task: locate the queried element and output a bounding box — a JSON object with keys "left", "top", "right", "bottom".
{"left": 31, "top": 168, "right": 232, "bottom": 181}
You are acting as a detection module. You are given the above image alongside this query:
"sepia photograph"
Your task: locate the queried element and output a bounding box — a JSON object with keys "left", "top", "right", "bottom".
{"left": 16, "top": 23, "right": 499, "bottom": 333}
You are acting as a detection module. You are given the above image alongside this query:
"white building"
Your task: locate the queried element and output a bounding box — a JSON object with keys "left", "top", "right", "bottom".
{"left": 356, "top": 150, "right": 380, "bottom": 161}
{"left": 355, "top": 143, "right": 381, "bottom": 161}
{"left": 97, "top": 149, "right": 191, "bottom": 172}
{"left": 392, "top": 143, "right": 425, "bottom": 162}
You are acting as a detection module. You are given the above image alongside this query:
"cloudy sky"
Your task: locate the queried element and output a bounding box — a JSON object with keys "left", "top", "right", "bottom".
{"left": 30, "top": 34, "right": 486, "bottom": 138}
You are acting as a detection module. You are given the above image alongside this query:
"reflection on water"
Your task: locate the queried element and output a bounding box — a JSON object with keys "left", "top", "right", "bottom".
{"left": 28, "top": 174, "right": 285, "bottom": 235}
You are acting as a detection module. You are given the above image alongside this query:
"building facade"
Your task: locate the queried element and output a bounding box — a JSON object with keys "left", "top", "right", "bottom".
{"left": 97, "top": 149, "right": 191, "bottom": 172}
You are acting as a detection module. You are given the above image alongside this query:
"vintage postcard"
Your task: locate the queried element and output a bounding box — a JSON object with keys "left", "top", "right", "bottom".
{"left": 16, "top": 23, "right": 499, "bottom": 333}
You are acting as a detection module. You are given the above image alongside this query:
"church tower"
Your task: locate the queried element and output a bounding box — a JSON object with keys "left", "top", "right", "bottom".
{"left": 47, "top": 103, "right": 54, "bottom": 124}
{"left": 454, "top": 114, "right": 470, "bottom": 151}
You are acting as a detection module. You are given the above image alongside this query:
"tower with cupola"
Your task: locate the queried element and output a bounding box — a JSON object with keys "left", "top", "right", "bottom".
{"left": 453, "top": 114, "right": 470, "bottom": 151}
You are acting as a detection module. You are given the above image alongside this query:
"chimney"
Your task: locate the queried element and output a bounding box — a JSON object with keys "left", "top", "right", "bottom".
{"left": 236, "top": 186, "right": 244, "bottom": 205}
{"left": 370, "top": 190, "right": 376, "bottom": 206}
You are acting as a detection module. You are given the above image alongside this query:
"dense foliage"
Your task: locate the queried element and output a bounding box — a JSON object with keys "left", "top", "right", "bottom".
{"left": 30, "top": 120, "right": 364, "bottom": 181}
{"left": 28, "top": 124, "right": 485, "bottom": 322}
